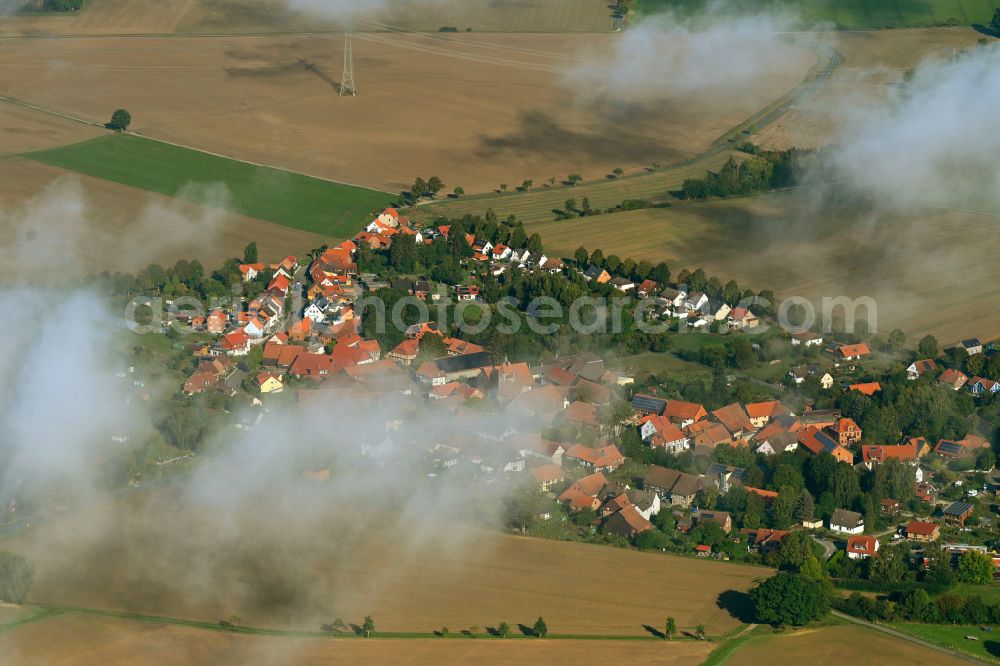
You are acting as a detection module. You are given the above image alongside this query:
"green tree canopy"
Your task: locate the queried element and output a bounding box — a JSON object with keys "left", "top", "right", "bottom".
{"left": 957, "top": 551, "right": 994, "bottom": 585}
{"left": 751, "top": 572, "right": 830, "bottom": 626}
{"left": 0, "top": 551, "right": 34, "bottom": 605}
{"left": 108, "top": 108, "right": 131, "bottom": 131}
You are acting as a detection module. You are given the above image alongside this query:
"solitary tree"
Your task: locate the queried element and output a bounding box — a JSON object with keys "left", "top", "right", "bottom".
{"left": 533, "top": 616, "right": 548, "bottom": 638}
{"left": 521, "top": 179, "right": 533, "bottom": 190}
{"left": 228, "top": 615, "right": 241, "bottom": 632}
{"left": 695, "top": 625, "right": 706, "bottom": 640}
{"left": 665, "top": 616, "right": 676, "bottom": 640}
{"left": 751, "top": 573, "right": 829, "bottom": 626}
{"left": 918, "top": 334, "right": 938, "bottom": 358}
{"left": 108, "top": 108, "right": 131, "bottom": 131}
{"left": 362, "top": 615, "right": 375, "bottom": 638}
{"left": 612, "top": 167, "right": 624, "bottom": 178}
{"left": 453, "top": 186, "right": 465, "bottom": 197}
{"left": 497, "top": 621, "right": 510, "bottom": 638}
{"left": 565, "top": 198, "right": 577, "bottom": 213}
{"left": 499, "top": 183, "right": 508, "bottom": 193}
{"left": 567, "top": 174, "right": 582, "bottom": 185}
{"left": 331, "top": 618, "right": 347, "bottom": 634}
{"left": 243, "top": 241, "right": 258, "bottom": 264}
{"left": 427, "top": 176, "right": 444, "bottom": 196}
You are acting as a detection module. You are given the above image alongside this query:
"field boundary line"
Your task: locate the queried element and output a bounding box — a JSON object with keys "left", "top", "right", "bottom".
{"left": 831, "top": 610, "right": 994, "bottom": 666}
{"left": 25, "top": 604, "right": 717, "bottom": 642}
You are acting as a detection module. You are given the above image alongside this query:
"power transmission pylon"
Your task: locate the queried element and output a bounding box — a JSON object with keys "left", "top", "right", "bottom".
{"left": 339, "top": 17, "right": 357, "bottom": 96}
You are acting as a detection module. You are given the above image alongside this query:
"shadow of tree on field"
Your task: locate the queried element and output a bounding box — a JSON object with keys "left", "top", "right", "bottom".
{"left": 642, "top": 624, "right": 666, "bottom": 639}
{"left": 717, "top": 590, "right": 756, "bottom": 624}
{"left": 985, "top": 640, "right": 1000, "bottom": 658}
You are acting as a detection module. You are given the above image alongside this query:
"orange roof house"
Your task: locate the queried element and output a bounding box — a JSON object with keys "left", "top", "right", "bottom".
{"left": 564, "top": 444, "right": 624, "bottom": 472}
{"left": 664, "top": 400, "right": 708, "bottom": 425}
{"left": 797, "top": 427, "right": 854, "bottom": 464}
{"left": 938, "top": 368, "right": 969, "bottom": 391}
{"left": 846, "top": 535, "right": 879, "bottom": 560}
{"left": 744, "top": 401, "right": 788, "bottom": 429}
{"left": 834, "top": 343, "right": 872, "bottom": 361}
{"left": 711, "top": 403, "right": 754, "bottom": 437}
{"left": 849, "top": 382, "right": 882, "bottom": 396}
{"left": 828, "top": 417, "right": 862, "bottom": 447}
{"left": 861, "top": 443, "right": 918, "bottom": 466}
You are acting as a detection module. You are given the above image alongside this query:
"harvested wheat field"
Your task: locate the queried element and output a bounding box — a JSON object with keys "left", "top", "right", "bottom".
{"left": 0, "top": 613, "right": 714, "bottom": 666}
{"left": 0, "top": 0, "right": 197, "bottom": 37}
{"left": 177, "top": 0, "right": 617, "bottom": 34}
{"left": 728, "top": 624, "right": 966, "bottom": 666}
{"left": 1, "top": 490, "right": 768, "bottom": 637}
{"left": 753, "top": 27, "right": 983, "bottom": 151}
{"left": 0, "top": 30, "right": 814, "bottom": 192}
{"left": 525, "top": 190, "right": 1000, "bottom": 344}
{"left": 0, "top": 105, "right": 103, "bottom": 155}
{"left": 0, "top": 158, "right": 325, "bottom": 278}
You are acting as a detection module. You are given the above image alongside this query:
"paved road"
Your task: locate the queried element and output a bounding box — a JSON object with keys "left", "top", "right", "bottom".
{"left": 831, "top": 610, "right": 995, "bottom": 666}
{"left": 812, "top": 536, "right": 836, "bottom": 560}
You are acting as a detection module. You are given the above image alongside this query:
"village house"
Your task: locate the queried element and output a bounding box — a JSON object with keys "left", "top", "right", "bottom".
{"left": 904, "top": 520, "right": 941, "bottom": 542}
{"left": 563, "top": 444, "right": 624, "bottom": 472}
{"left": 603, "top": 505, "right": 653, "bottom": 539}
{"left": 830, "top": 342, "right": 872, "bottom": 362}
{"left": 938, "top": 368, "right": 969, "bottom": 391}
{"left": 788, "top": 365, "right": 834, "bottom": 389}
{"left": 583, "top": 265, "right": 611, "bottom": 283}
{"left": 740, "top": 528, "right": 788, "bottom": 553}
{"left": 744, "top": 401, "right": 788, "bottom": 429}
{"left": 847, "top": 535, "right": 879, "bottom": 560}
{"left": 828, "top": 417, "right": 862, "bottom": 447}
{"left": 849, "top": 382, "right": 882, "bottom": 396}
{"left": 861, "top": 443, "right": 920, "bottom": 470}
{"left": 609, "top": 277, "right": 636, "bottom": 292}
{"left": 557, "top": 472, "right": 608, "bottom": 512}
{"left": 711, "top": 403, "right": 754, "bottom": 439}
{"left": 257, "top": 371, "right": 283, "bottom": 394}
{"left": 960, "top": 338, "right": 984, "bottom": 355}
{"left": 798, "top": 427, "right": 854, "bottom": 464}
{"left": 694, "top": 510, "right": 732, "bottom": 534}
{"left": 663, "top": 400, "right": 708, "bottom": 427}
{"left": 969, "top": 376, "right": 1000, "bottom": 396}
{"left": 529, "top": 464, "right": 564, "bottom": 491}
{"left": 643, "top": 465, "right": 703, "bottom": 507}
{"left": 943, "top": 500, "right": 975, "bottom": 526}
{"left": 906, "top": 359, "right": 938, "bottom": 380}
{"left": 790, "top": 330, "right": 824, "bottom": 347}
{"left": 880, "top": 498, "right": 900, "bottom": 517}
{"left": 830, "top": 508, "right": 865, "bottom": 535}
{"left": 728, "top": 307, "right": 759, "bottom": 330}
{"left": 638, "top": 415, "right": 689, "bottom": 453}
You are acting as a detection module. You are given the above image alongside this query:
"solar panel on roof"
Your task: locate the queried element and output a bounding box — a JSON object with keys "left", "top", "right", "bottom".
{"left": 945, "top": 501, "right": 974, "bottom": 515}
{"left": 937, "top": 442, "right": 964, "bottom": 456}
{"left": 632, "top": 395, "right": 666, "bottom": 412}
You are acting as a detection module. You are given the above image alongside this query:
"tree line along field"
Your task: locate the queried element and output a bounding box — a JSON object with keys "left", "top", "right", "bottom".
{"left": 637, "top": 0, "right": 1000, "bottom": 29}
{"left": 25, "top": 135, "right": 395, "bottom": 237}
{"left": 0, "top": 613, "right": 716, "bottom": 666}
{"left": 418, "top": 151, "right": 743, "bottom": 226}
{"left": 519, "top": 190, "right": 1000, "bottom": 344}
